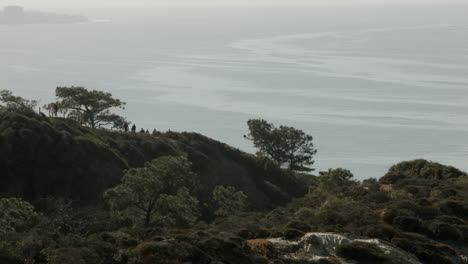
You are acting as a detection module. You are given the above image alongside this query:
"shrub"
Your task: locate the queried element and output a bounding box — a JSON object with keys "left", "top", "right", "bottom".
{"left": 123, "top": 241, "right": 192, "bottom": 264}
{"left": 104, "top": 156, "right": 199, "bottom": 227}
{"left": 438, "top": 200, "right": 468, "bottom": 218}
{"left": 43, "top": 247, "right": 101, "bottom": 264}
{"left": 428, "top": 222, "right": 463, "bottom": 241}
{"left": 88, "top": 231, "right": 138, "bottom": 248}
{"left": 285, "top": 221, "right": 311, "bottom": 233}
{"left": 381, "top": 160, "right": 466, "bottom": 184}
{"left": 155, "top": 187, "right": 200, "bottom": 228}
{"left": 247, "top": 239, "right": 276, "bottom": 258}
{"left": 213, "top": 186, "right": 248, "bottom": 217}
{"left": 430, "top": 188, "right": 458, "bottom": 199}
{"left": 0, "top": 247, "right": 23, "bottom": 264}
{"left": 139, "top": 241, "right": 187, "bottom": 259}
{"left": 392, "top": 216, "right": 422, "bottom": 232}
{"left": 457, "top": 225, "right": 468, "bottom": 242}
{"left": 335, "top": 242, "right": 387, "bottom": 263}
{"left": 318, "top": 168, "right": 356, "bottom": 191}
{"left": 358, "top": 224, "right": 396, "bottom": 242}
{"left": 391, "top": 233, "right": 460, "bottom": 264}
{"left": 277, "top": 229, "right": 304, "bottom": 240}
{"left": 294, "top": 207, "right": 315, "bottom": 221}
{"left": 238, "top": 228, "right": 271, "bottom": 240}
{"left": 0, "top": 198, "right": 39, "bottom": 233}
{"left": 366, "top": 191, "right": 390, "bottom": 204}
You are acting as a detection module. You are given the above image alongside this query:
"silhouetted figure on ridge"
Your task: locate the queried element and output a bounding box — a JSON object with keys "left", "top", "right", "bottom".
{"left": 123, "top": 122, "right": 129, "bottom": 132}
{"left": 49, "top": 103, "right": 58, "bottom": 117}
{"left": 139, "top": 128, "right": 145, "bottom": 134}
{"left": 131, "top": 124, "right": 136, "bottom": 133}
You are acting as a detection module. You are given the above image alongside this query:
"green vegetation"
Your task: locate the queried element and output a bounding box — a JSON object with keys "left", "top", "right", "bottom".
{"left": 213, "top": 186, "right": 248, "bottom": 217}
{"left": 0, "top": 89, "right": 38, "bottom": 111}
{"left": 318, "top": 168, "right": 357, "bottom": 191}
{"left": 0, "top": 198, "right": 38, "bottom": 234}
{"left": 244, "top": 119, "right": 317, "bottom": 172}
{"left": 104, "top": 156, "right": 199, "bottom": 227}
{"left": 1, "top": 89, "right": 467, "bottom": 264}
{"left": 0, "top": 107, "right": 305, "bottom": 206}
{"left": 55, "top": 86, "right": 126, "bottom": 128}
{"left": 380, "top": 159, "right": 467, "bottom": 184}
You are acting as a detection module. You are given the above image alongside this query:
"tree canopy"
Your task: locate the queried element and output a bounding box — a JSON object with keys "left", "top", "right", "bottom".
{"left": 244, "top": 119, "right": 317, "bottom": 172}
{"left": 104, "top": 156, "right": 199, "bottom": 227}
{"left": 55, "top": 86, "right": 126, "bottom": 128}
{"left": 318, "top": 168, "right": 356, "bottom": 191}
{"left": 0, "top": 90, "right": 38, "bottom": 111}
{"left": 213, "top": 186, "right": 248, "bottom": 217}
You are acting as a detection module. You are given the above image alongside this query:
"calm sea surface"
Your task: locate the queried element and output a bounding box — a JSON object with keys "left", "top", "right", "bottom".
{"left": 1, "top": 5, "right": 467, "bottom": 179}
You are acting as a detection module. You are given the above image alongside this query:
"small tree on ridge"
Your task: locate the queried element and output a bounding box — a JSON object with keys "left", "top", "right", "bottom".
{"left": 55, "top": 86, "right": 126, "bottom": 128}
{"left": 0, "top": 90, "right": 38, "bottom": 111}
{"left": 244, "top": 119, "right": 317, "bottom": 172}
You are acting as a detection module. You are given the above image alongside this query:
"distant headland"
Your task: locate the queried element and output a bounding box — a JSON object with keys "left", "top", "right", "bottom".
{"left": 0, "top": 6, "right": 88, "bottom": 24}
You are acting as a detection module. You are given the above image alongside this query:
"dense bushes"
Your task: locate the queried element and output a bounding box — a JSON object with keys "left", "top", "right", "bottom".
{"left": 212, "top": 186, "right": 248, "bottom": 217}
{"left": 336, "top": 242, "right": 389, "bottom": 263}
{"left": 0, "top": 157, "right": 465, "bottom": 263}
{"left": 0, "top": 110, "right": 306, "bottom": 213}
{"left": 0, "top": 110, "right": 129, "bottom": 201}
{"left": 380, "top": 159, "right": 467, "bottom": 184}
{"left": 204, "top": 161, "right": 468, "bottom": 263}
{"left": 0, "top": 198, "right": 38, "bottom": 233}
{"left": 2, "top": 110, "right": 468, "bottom": 263}
{"left": 104, "top": 156, "right": 200, "bottom": 227}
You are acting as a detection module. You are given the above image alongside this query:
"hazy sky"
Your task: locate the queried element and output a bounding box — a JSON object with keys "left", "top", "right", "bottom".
{"left": 1, "top": 0, "right": 466, "bottom": 9}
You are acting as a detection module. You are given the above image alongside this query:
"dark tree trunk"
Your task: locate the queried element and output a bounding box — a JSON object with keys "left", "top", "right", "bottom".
{"left": 144, "top": 211, "right": 151, "bottom": 227}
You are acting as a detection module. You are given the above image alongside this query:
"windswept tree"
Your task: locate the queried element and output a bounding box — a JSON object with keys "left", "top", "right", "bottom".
{"left": 244, "top": 119, "right": 317, "bottom": 172}
{"left": 104, "top": 156, "right": 199, "bottom": 227}
{"left": 0, "top": 89, "right": 38, "bottom": 111}
{"left": 55, "top": 86, "right": 126, "bottom": 128}
{"left": 102, "top": 114, "right": 129, "bottom": 131}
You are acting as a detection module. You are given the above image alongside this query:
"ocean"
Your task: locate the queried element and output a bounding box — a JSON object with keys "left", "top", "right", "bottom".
{"left": 1, "top": 5, "right": 467, "bottom": 179}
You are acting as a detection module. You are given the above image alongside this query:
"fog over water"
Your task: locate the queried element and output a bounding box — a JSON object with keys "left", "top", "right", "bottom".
{"left": 1, "top": 5, "right": 467, "bottom": 179}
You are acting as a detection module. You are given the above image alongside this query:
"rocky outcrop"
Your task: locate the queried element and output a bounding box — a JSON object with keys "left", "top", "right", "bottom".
{"left": 248, "top": 232, "right": 466, "bottom": 264}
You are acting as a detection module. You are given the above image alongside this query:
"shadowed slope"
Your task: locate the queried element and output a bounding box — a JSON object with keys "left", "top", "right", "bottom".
{"left": 0, "top": 110, "right": 307, "bottom": 213}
